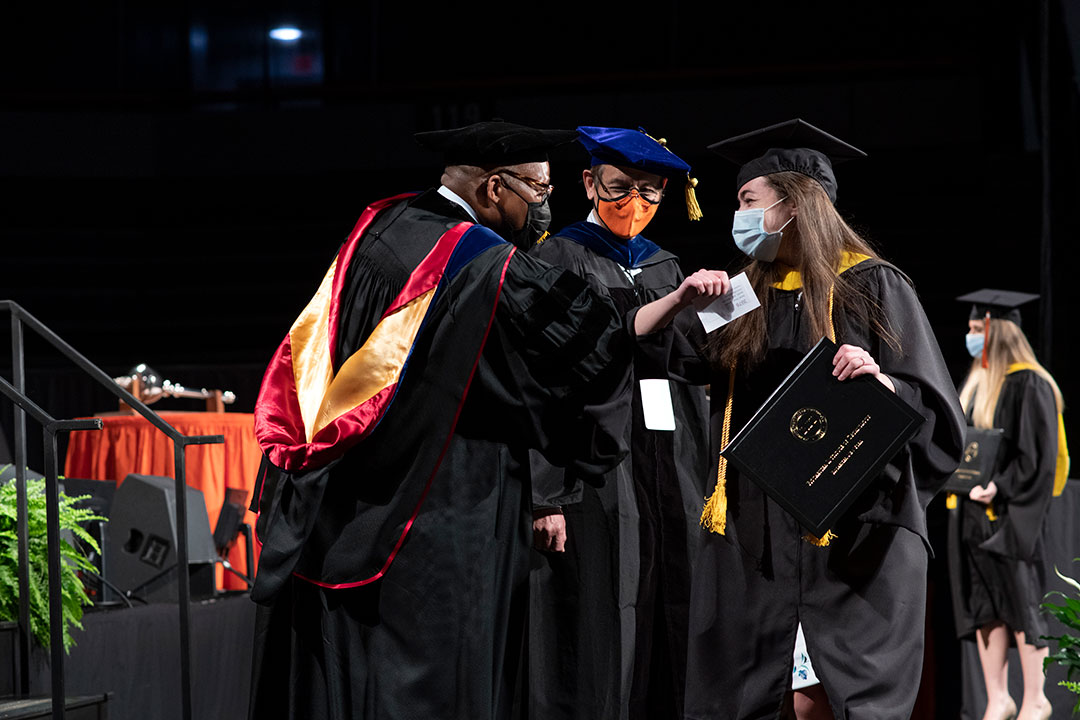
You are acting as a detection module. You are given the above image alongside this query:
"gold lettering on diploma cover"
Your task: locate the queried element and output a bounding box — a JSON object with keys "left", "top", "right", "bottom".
{"left": 790, "top": 408, "right": 828, "bottom": 443}
{"left": 963, "top": 441, "right": 980, "bottom": 463}
{"left": 807, "top": 414, "right": 871, "bottom": 487}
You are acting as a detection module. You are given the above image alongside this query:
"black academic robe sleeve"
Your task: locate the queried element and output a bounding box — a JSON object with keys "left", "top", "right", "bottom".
{"left": 464, "top": 249, "right": 633, "bottom": 478}
{"left": 979, "top": 371, "right": 1058, "bottom": 561}
{"left": 625, "top": 305, "right": 712, "bottom": 386}
{"left": 841, "top": 264, "right": 966, "bottom": 539}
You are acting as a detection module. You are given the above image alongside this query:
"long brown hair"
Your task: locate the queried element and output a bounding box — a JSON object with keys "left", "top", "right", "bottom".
{"left": 959, "top": 318, "right": 1064, "bottom": 428}
{"left": 707, "top": 171, "right": 896, "bottom": 370}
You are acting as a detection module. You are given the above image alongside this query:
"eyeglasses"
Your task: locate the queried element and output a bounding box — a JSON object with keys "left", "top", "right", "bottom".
{"left": 496, "top": 169, "right": 554, "bottom": 202}
{"left": 595, "top": 175, "right": 664, "bottom": 205}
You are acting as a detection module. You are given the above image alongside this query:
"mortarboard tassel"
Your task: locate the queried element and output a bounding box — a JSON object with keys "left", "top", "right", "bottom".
{"left": 981, "top": 311, "right": 990, "bottom": 370}
{"left": 685, "top": 176, "right": 703, "bottom": 221}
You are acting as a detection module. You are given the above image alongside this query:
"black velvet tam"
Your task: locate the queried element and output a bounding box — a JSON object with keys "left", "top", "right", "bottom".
{"left": 414, "top": 119, "right": 578, "bottom": 167}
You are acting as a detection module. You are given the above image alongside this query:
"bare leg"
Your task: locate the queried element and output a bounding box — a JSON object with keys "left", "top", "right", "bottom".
{"left": 793, "top": 683, "right": 833, "bottom": 720}
{"left": 1014, "top": 630, "right": 1051, "bottom": 720}
{"left": 977, "top": 622, "right": 1016, "bottom": 720}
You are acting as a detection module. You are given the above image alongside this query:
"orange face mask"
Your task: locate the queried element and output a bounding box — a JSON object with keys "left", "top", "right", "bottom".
{"left": 595, "top": 189, "right": 659, "bottom": 239}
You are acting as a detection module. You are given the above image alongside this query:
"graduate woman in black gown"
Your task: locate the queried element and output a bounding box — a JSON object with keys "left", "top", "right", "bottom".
{"left": 948, "top": 289, "right": 1068, "bottom": 720}
{"left": 682, "top": 120, "right": 965, "bottom": 720}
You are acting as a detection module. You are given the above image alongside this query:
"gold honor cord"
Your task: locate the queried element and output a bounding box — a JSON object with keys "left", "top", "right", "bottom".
{"left": 700, "top": 366, "right": 736, "bottom": 535}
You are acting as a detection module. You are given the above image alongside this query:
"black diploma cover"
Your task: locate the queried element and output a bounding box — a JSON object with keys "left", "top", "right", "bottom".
{"left": 720, "top": 337, "right": 925, "bottom": 536}
{"left": 942, "top": 426, "right": 1003, "bottom": 493}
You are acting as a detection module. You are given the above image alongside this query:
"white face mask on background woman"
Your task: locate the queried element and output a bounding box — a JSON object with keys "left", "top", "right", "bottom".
{"left": 731, "top": 196, "right": 793, "bottom": 262}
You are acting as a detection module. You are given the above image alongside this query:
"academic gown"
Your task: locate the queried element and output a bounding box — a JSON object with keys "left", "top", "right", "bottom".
{"left": 947, "top": 369, "right": 1060, "bottom": 644}
{"left": 682, "top": 258, "right": 965, "bottom": 720}
{"left": 525, "top": 221, "right": 710, "bottom": 720}
{"left": 247, "top": 192, "right": 632, "bottom": 720}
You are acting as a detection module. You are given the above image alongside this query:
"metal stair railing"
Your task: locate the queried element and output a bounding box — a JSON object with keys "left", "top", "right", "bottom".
{"left": 1, "top": 300, "right": 224, "bottom": 720}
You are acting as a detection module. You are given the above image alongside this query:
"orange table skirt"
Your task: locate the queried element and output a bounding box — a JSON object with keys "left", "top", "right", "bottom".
{"left": 64, "top": 411, "right": 263, "bottom": 591}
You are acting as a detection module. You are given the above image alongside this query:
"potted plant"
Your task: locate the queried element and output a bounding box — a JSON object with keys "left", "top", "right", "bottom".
{"left": 1042, "top": 564, "right": 1080, "bottom": 714}
{"left": 0, "top": 467, "right": 104, "bottom": 653}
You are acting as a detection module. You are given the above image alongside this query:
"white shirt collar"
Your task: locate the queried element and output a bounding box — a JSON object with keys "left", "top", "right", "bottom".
{"left": 437, "top": 186, "right": 480, "bottom": 223}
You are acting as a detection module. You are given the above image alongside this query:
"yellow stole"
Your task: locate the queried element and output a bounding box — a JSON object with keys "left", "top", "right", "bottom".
{"left": 1006, "top": 362, "right": 1070, "bottom": 496}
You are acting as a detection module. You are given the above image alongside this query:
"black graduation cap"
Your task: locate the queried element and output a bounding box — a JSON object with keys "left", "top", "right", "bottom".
{"left": 707, "top": 119, "right": 866, "bottom": 204}
{"left": 956, "top": 288, "right": 1040, "bottom": 327}
{"left": 414, "top": 119, "right": 578, "bottom": 167}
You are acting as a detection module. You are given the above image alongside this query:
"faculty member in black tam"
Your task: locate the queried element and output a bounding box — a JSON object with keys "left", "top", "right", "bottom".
{"left": 947, "top": 289, "right": 1068, "bottom": 720}
{"left": 524, "top": 126, "right": 714, "bottom": 720}
{"left": 247, "top": 120, "right": 635, "bottom": 720}
{"left": 683, "top": 119, "right": 966, "bottom": 720}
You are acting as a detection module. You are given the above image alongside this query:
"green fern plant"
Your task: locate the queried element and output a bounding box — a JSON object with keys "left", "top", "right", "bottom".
{"left": 1042, "top": 562, "right": 1080, "bottom": 714}
{"left": 0, "top": 468, "right": 106, "bottom": 652}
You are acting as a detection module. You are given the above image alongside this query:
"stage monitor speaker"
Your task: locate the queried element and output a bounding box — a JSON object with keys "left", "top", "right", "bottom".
{"left": 0, "top": 465, "right": 44, "bottom": 483}
{"left": 61, "top": 476, "right": 116, "bottom": 520}
{"left": 60, "top": 477, "right": 118, "bottom": 603}
{"left": 105, "top": 474, "right": 218, "bottom": 603}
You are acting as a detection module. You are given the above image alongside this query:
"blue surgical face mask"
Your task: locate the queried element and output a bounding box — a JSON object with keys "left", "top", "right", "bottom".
{"left": 731, "top": 197, "right": 794, "bottom": 262}
{"left": 965, "top": 332, "right": 985, "bottom": 358}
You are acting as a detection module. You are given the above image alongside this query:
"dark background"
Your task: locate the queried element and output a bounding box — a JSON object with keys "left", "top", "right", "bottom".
{"left": 2, "top": 2, "right": 1077, "bottom": 415}
{"left": 1, "top": 3, "right": 1078, "bottom": 715}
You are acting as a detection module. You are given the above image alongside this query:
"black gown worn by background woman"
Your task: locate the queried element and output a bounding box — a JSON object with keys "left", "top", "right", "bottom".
{"left": 947, "top": 369, "right": 1060, "bottom": 645}
{"left": 683, "top": 257, "right": 965, "bottom": 720}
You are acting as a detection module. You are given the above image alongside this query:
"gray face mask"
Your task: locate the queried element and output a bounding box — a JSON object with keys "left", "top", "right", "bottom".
{"left": 504, "top": 187, "right": 552, "bottom": 249}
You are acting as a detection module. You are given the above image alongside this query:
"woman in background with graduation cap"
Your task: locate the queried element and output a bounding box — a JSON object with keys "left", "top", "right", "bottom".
{"left": 947, "top": 289, "right": 1068, "bottom": 720}
{"left": 683, "top": 119, "right": 965, "bottom": 720}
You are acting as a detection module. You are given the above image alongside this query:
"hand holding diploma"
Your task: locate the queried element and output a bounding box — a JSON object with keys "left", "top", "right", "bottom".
{"left": 968, "top": 479, "right": 999, "bottom": 504}
{"left": 832, "top": 344, "right": 896, "bottom": 393}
